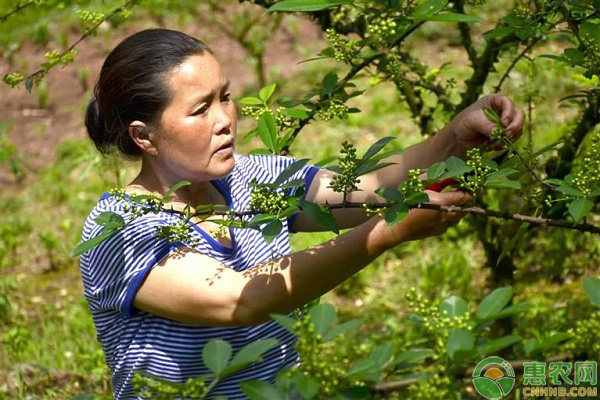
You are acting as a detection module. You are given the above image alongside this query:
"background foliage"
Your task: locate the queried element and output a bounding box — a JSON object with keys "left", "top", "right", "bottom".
{"left": 0, "top": 0, "right": 598, "bottom": 399}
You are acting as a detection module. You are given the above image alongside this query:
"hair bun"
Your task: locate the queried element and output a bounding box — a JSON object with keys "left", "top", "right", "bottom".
{"left": 85, "top": 96, "right": 109, "bottom": 154}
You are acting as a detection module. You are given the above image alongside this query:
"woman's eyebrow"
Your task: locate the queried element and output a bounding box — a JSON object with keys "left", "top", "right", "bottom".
{"left": 192, "top": 79, "right": 231, "bottom": 105}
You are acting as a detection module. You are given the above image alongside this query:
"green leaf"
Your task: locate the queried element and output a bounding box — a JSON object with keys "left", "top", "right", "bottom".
{"left": 445, "top": 156, "right": 471, "bottom": 177}
{"left": 257, "top": 113, "right": 277, "bottom": 153}
{"left": 414, "top": 0, "right": 447, "bottom": 18}
{"left": 368, "top": 343, "right": 395, "bottom": 370}
{"left": 355, "top": 161, "right": 395, "bottom": 176}
{"left": 580, "top": 21, "right": 600, "bottom": 44}
{"left": 362, "top": 137, "right": 396, "bottom": 160}
{"left": 404, "top": 191, "right": 429, "bottom": 206}
{"left": 70, "top": 228, "right": 121, "bottom": 257}
{"left": 322, "top": 318, "right": 362, "bottom": 342}
{"left": 375, "top": 187, "right": 404, "bottom": 202}
{"left": 427, "top": 162, "right": 446, "bottom": 180}
{"left": 308, "top": 303, "right": 335, "bottom": 336}
{"left": 485, "top": 168, "right": 518, "bottom": 182}
{"left": 259, "top": 84, "right": 277, "bottom": 102}
{"left": 536, "top": 332, "right": 571, "bottom": 352}
{"left": 583, "top": 277, "right": 600, "bottom": 308}
{"left": 564, "top": 48, "right": 585, "bottom": 64}
{"left": 568, "top": 198, "right": 593, "bottom": 222}
{"left": 222, "top": 339, "right": 279, "bottom": 376}
{"left": 247, "top": 213, "right": 278, "bottom": 229}
{"left": 322, "top": 72, "right": 338, "bottom": 94}
{"left": 268, "top": 0, "right": 352, "bottom": 12}
{"left": 240, "top": 381, "right": 281, "bottom": 400}
{"left": 95, "top": 212, "right": 125, "bottom": 229}
{"left": 299, "top": 199, "right": 339, "bottom": 234}
{"left": 483, "top": 106, "right": 501, "bottom": 124}
{"left": 163, "top": 180, "right": 192, "bottom": 201}
{"left": 279, "top": 178, "right": 305, "bottom": 190}
{"left": 485, "top": 180, "right": 521, "bottom": 189}
{"left": 476, "top": 335, "right": 520, "bottom": 357}
{"left": 384, "top": 203, "right": 408, "bottom": 226}
{"left": 482, "top": 26, "right": 515, "bottom": 39}
{"left": 418, "top": 12, "right": 482, "bottom": 23}
{"left": 345, "top": 359, "right": 376, "bottom": 379}
{"left": 273, "top": 159, "right": 310, "bottom": 185}
{"left": 283, "top": 108, "right": 311, "bottom": 119}
{"left": 481, "top": 302, "right": 531, "bottom": 321}
{"left": 239, "top": 97, "right": 264, "bottom": 105}
{"left": 202, "top": 339, "right": 232, "bottom": 376}
{"left": 314, "top": 155, "right": 337, "bottom": 167}
{"left": 296, "top": 374, "right": 319, "bottom": 399}
{"left": 393, "top": 348, "right": 435, "bottom": 368}
{"left": 446, "top": 329, "right": 475, "bottom": 360}
{"left": 440, "top": 295, "right": 468, "bottom": 319}
{"left": 270, "top": 314, "right": 298, "bottom": 332}
{"left": 369, "top": 148, "right": 404, "bottom": 162}
{"left": 476, "top": 286, "right": 513, "bottom": 320}
{"left": 261, "top": 219, "right": 283, "bottom": 244}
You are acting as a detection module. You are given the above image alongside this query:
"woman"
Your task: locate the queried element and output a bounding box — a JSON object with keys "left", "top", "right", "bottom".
{"left": 81, "top": 29, "right": 524, "bottom": 399}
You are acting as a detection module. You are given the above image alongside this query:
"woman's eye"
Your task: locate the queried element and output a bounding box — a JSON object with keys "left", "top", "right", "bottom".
{"left": 222, "top": 93, "right": 231, "bottom": 103}
{"left": 193, "top": 105, "right": 209, "bottom": 116}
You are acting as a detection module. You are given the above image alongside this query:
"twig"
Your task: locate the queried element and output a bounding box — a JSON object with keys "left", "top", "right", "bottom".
{"left": 493, "top": 38, "right": 540, "bottom": 93}
{"left": 166, "top": 201, "right": 600, "bottom": 234}
{"left": 372, "top": 353, "right": 572, "bottom": 392}
{"left": 0, "top": 0, "right": 37, "bottom": 23}
{"left": 500, "top": 136, "right": 555, "bottom": 190}
{"left": 21, "top": 0, "right": 139, "bottom": 89}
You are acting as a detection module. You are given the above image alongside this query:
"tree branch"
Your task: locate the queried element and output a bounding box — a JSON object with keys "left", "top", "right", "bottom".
{"left": 0, "top": 0, "right": 37, "bottom": 23}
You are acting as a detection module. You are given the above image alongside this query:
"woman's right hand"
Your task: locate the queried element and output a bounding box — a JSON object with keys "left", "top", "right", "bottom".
{"left": 376, "top": 189, "right": 472, "bottom": 249}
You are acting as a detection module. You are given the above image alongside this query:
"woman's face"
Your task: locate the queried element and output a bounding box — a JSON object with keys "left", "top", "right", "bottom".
{"left": 152, "top": 53, "right": 237, "bottom": 182}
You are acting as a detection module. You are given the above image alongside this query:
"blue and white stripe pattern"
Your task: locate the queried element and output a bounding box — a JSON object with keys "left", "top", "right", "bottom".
{"left": 79, "top": 153, "right": 321, "bottom": 399}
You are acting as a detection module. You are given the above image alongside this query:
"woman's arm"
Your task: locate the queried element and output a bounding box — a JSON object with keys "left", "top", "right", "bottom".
{"left": 293, "top": 94, "right": 525, "bottom": 232}
{"left": 133, "top": 190, "right": 471, "bottom": 326}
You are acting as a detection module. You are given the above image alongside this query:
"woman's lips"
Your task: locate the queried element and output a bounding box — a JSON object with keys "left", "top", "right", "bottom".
{"left": 215, "top": 143, "right": 233, "bottom": 154}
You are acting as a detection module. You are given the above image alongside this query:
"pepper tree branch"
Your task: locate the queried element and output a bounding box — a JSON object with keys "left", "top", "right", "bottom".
{"left": 166, "top": 202, "right": 599, "bottom": 234}
{"left": 20, "top": 0, "right": 139, "bottom": 90}
{"left": 0, "top": 0, "right": 37, "bottom": 23}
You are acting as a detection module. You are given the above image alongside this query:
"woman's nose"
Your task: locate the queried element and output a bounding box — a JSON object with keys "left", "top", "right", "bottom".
{"left": 213, "top": 104, "right": 232, "bottom": 135}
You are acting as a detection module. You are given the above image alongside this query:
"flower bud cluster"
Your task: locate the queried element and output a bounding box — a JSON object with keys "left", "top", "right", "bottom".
{"left": 3, "top": 72, "right": 24, "bottom": 88}
{"left": 582, "top": 37, "right": 600, "bottom": 79}
{"left": 318, "top": 98, "right": 348, "bottom": 121}
{"left": 363, "top": 203, "right": 386, "bottom": 218}
{"left": 464, "top": 148, "right": 493, "bottom": 192}
{"left": 289, "top": 313, "right": 354, "bottom": 396}
{"left": 564, "top": 311, "right": 600, "bottom": 357}
{"left": 132, "top": 373, "right": 206, "bottom": 399}
{"left": 367, "top": 17, "right": 398, "bottom": 43}
{"left": 155, "top": 220, "right": 200, "bottom": 247}
{"left": 380, "top": 55, "right": 406, "bottom": 86}
{"left": 400, "top": 169, "right": 424, "bottom": 196}
{"left": 571, "top": 131, "right": 599, "bottom": 197}
{"left": 326, "top": 28, "right": 359, "bottom": 64}
{"left": 249, "top": 178, "right": 288, "bottom": 215}
{"left": 42, "top": 49, "right": 77, "bottom": 70}
{"left": 241, "top": 105, "right": 271, "bottom": 121}
{"left": 409, "top": 365, "right": 453, "bottom": 400}
{"left": 76, "top": 9, "right": 105, "bottom": 25}
{"left": 329, "top": 141, "right": 360, "bottom": 196}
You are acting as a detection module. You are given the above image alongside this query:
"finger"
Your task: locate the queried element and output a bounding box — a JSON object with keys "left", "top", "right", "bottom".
{"left": 492, "top": 95, "right": 515, "bottom": 128}
{"left": 441, "top": 190, "right": 473, "bottom": 206}
{"left": 506, "top": 108, "right": 526, "bottom": 140}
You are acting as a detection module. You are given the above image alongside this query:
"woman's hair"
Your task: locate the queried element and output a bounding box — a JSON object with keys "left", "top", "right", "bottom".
{"left": 85, "top": 29, "right": 212, "bottom": 158}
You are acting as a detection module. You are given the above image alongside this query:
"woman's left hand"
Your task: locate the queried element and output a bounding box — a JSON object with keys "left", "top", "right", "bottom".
{"left": 450, "top": 94, "right": 526, "bottom": 152}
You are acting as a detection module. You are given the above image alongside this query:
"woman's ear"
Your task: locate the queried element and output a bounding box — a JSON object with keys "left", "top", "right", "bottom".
{"left": 128, "top": 121, "right": 158, "bottom": 156}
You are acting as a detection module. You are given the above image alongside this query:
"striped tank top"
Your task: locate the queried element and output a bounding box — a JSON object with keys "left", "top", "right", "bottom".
{"left": 79, "top": 153, "right": 321, "bottom": 399}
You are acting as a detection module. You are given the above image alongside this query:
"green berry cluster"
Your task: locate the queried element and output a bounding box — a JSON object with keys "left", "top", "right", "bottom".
{"left": 131, "top": 372, "right": 207, "bottom": 399}
{"left": 408, "top": 365, "right": 453, "bottom": 400}
{"left": 42, "top": 49, "right": 77, "bottom": 70}
{"left": 121, "top": 194, "right": 165, "bottom": 220}
{"left": 289, "top": 315, "right": 354, "bottom": 396}
{"left": 249, "top": 178, "right": 289, "bottom": 215}
{"left": 363, "top": 203, "right": 386, "bottom": 218}
{"left": 571, "top": 131, "right": 599, "bottom": 197}
{"left": 380, "top": 55, "right": 406, "bottom": 86}
{"left": 581, "top": 37, "right": 600, "bottom": 79}
{"left": 325, "top": 28, "right": 359, "bottom": 64}
{"left": 318, "top": 98, "right": 348, "bottom": 121}
{"left": 76, "top": 9, "right": 105, "bottom": 25}
{"left": 464, "top": 148, "right": 493, "bottom": 192}
{"left": 155, "top": 220, "right": 200, "bottom": 247}
{"left": 241, "top": 105, "right": 271, "bottom": 121}
{"left": 564, "top": 311, "right": 600, "bottom": 357}
{"left": 367, "top": 17, "right": 398, "bottom": 44}
{"left": 400, "top": 169, "right": 424, "bottom": 196}
{"left": 329, "top": 141, "right": 361, "bottom": 197}
{"left": 2, "top": 72, "right": 24, "bottom": 88}
{"left": 406, "top": 288, "right": 472, "bottom": 354}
